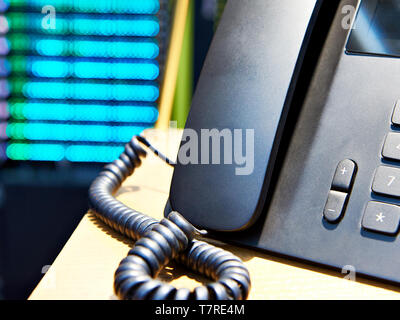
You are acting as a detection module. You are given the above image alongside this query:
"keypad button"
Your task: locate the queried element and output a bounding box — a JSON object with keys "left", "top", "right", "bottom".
{"left": 372, "top": 166, "right": 400, "bottom": 198}
{"left": 323, "top": 190, "right": 348, "bottom": 223}
{"left": 382, "top": 132, "right": 400, "bottom": 161}
{"left": 362, "top": 201, "right": 400, "bottom": 235}
{"left": 331, "top": 159, "right": 357, "bottom": 192}
{"left": 392, "top": 100, "right": 400, "bottom": 126}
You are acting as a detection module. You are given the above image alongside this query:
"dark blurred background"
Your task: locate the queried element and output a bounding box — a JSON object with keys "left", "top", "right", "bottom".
{"left": 0, "top": 0, "right": 226, "bottom": 299}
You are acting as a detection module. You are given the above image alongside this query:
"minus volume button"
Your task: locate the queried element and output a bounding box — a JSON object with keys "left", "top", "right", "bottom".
{"left": 323, "top": 190, "right": 348, "bottom": 223}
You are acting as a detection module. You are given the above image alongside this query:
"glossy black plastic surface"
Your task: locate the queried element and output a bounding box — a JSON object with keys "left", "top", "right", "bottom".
{"left": 169, "top": 0, "right": 321, "bottom": 231}
{"left": 220, "top": 0, "right": 400, "bottom": 285}
{"left": 168, "top": 0, "right": 400, "bottom": 286}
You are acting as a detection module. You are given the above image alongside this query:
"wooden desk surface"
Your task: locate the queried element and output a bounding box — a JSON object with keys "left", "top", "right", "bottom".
{"left": 29, "top": 129, "right": 400, "bottom": 300}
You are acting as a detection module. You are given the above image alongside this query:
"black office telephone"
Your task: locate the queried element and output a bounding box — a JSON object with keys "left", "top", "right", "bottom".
{"left": 90, "top": 0, "right": 400, "bottom": 300}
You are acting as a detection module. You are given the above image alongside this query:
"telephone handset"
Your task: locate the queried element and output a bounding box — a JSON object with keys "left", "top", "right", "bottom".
{"left": 166, "top": 0, "right": 400, "bottom": 286}
{"left": 168, "top": 0, "right": 325, "bottom": 231}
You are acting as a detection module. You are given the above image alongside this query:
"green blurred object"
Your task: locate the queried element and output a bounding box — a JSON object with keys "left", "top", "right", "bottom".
{"left": 170, "top": 0, "right": 194, "bottom": 128}
{"left": 170, "top": 0, "right": 227, "bottom": 128}
{"left": 215, "top": 0, "right": 227, "bottom": 30}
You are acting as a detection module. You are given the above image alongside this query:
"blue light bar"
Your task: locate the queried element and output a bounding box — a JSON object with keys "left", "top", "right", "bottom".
{"left": 22, "top": 81, "right": 160, "bottom": 102}
{"left": 27, "top": 59, "right": 159, "bottom": 80}
{"left": 33, "top": 38, "right": 160, "bottom": 59}
{"left": 9, "top": 101, "right": 159, "bottom": 123}
{"left": 7, "top": 123, "right": 149, "bottom": 142}
{"left": 9, "top": 0, "right": 160, "bottom": 14}
{"left": 7, "top": 14, "right": 160, "bottom": 37}
{"left": 7, "top": 143, "right": 65, "bottom": 161}
{"left": 6, "top": 142, "right": 126, "bottom": 162}
{"left": 65, "top": 145, "right": 125, "bottom": 162}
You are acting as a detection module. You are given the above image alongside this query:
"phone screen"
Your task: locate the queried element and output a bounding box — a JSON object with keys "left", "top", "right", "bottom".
{"left": 346, "top": 0, "right": 400, "bottom": 57}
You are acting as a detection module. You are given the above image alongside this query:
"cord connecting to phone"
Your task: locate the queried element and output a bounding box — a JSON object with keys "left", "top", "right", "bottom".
{"left": 88, "top": 136, "right": 251, "bottom": 300}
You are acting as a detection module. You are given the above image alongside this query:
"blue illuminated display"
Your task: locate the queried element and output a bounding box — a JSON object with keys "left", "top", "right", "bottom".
{"left": 1, "top": 0, "right": 162, "bottom": 163}
{"left": 7, "top": 143, "right": 65, "bottom": 161}
{"left": 7, "top": 123, "right": 148, "bottom": 142}
{"left": 28, "top": 59, "right": 160, "bottom": 80}
{"left": 8, "top": 14, "right": 160, "bottom": 37}
{"left": 23, "top": 0, "right": 160, "bottom": 14}
{"left": 9, "top": 101, "right": 158, "bottom": 123}
{"left": 34, "top": 39, "right": 159, "bottom": 59}
{"left": 22, "top": 82, "right": 159, "bottom": 101}
{"left": 65, "top": 145, "right": 125, "bottom": 162}
{"left": 7, "top": 143, "right": 125, "bottom": 162}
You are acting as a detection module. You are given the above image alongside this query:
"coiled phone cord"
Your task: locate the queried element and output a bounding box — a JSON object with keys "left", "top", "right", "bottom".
{"left": 88, "top": 136, "right": 251, "bottom": 300}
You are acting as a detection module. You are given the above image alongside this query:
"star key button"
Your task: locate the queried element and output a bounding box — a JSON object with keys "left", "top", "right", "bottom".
{"left": 362, "top": 201, "right": 400, "bottom": 235}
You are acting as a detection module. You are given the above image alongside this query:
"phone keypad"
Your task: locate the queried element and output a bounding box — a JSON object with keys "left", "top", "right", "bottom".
{"left": 363, "top": 102, "right": 400, "bottom": 235}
